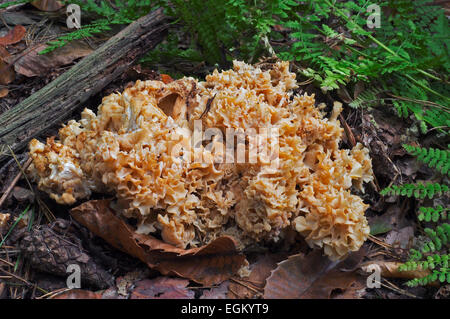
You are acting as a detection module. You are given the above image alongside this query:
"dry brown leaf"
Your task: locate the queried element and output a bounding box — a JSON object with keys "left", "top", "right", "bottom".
{"left": 14, "top": 41, "right": 93, "bottom": 77}
{"left": 31, "top": 0, "right": 64, "bottom": 11}
{"left": 337, "top": 85, "right": 352, "bottom": 104}
{"left": 353, "top": 81, "right": 365, "bottom": 100}
{"left": 361, "top": 261, "right": 431, "bottom": 281}
{"left": 264, "top": 250, "right": 365, "bottom": 299}
{"left": 200, "top": 281, "right": 229, "bottom": 299}
{"left": 70, "top": 200, "right": 247, "bottom": 286}
{"left": 0, "top": 87, "right": 8, "bottom": 98}
{"left": 130, "top": 277, "right": 194, "bottom": 299}
{"left": 0, "top": 46, "right": 15, "bottom": 85}
{"left": 0, "top": 63, "right": 15, "bottom": 85}
{"left": 52, "top": 289, "right": 102, "bottom": 299}
{"left": 0, "top": 25, "right": 26, "bottom": 46}
{"left": 228, "top": 253, "right": 288, "bottom": 299}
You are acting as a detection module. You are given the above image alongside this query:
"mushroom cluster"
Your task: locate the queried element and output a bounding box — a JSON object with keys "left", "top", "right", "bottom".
{"left": 28, "top": 61, "right": 373, "bottom": 260}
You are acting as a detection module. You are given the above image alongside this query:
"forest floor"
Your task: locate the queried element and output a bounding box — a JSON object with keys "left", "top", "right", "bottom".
{"left": 0, "top": 2, "right": 448, "bottom": 300}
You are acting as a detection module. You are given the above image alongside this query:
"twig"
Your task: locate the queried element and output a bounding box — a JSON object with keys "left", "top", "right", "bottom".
{"left": 230, "top": 278, "right": 263, "bottom": 296}
{"left": 0, "top": 257, "right": 14, "bottom": 267}
{"left": 381, "top": 279, "right": 418, "bottom": 299}
{"left": 0, "top": 267, "right": 48, "bottom": 294}
{"left": 37, "top": 288, "right": 71, "bottom": 300}
{"left": 0, "top": 157, "right": 32, "bottom": 208}
{"left": 339, "top": 113, "right": 356, "bottom": 147}
{"left": 0, "top": 267, "right": 31, "bottom": 286}
{"left": 368, "top": 234, "right": 392, "bottom": 250}
{"left": 200, "top": 94, "right": 216, "bottom": 119}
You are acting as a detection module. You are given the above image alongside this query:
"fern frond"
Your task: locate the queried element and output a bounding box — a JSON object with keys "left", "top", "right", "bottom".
{"left": 418, "top": 206, "right": 450, "bottom": 222}
{"left": 403, "top": 144, "right": 450, "bottom": 176}
{"left": 349, "top": 86, "right": 386, "bottom": 109}
{"left": 380, "top": 182, "right": 449, "bottom": 199}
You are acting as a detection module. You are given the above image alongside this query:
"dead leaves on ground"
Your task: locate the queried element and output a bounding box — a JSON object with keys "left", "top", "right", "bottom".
{"left": 361, "top": 261, "right": 432, "bottom": 283}
{"left": 66, "top": 199, "right": 376, "bottom": 299}
{"left": 52, "top": 289, "right": 103, "bottom": 299}
{"left": 0, "top": 6, "right": 92, "bottom": 99}
{"left": 0, "top": 26, "right": 26, "bottom": 47}
{"left": 228, "top": 253, "right": 288, "bottom": 299}
{"left": 70, "top": 200, "right": 247, "bottom": 286}
{"left": 0, "top": 46, "right": 15, "bottom": 87}
{"left": 131, "top": 277, "right": 194, "bottom": 299}
{"left": 264, "top": 250, "right": 366, "bottom": 299}
{"left": 14, "top": 41, "right": 93, "bottom": 77}
{"left": 0, "top": 26, "right": 25, "bottom": 96}
{"left": 31, "top": 0, "right": 64, "bottom": 11}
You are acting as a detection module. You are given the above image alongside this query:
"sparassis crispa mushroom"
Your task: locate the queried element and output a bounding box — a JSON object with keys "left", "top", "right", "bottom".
{"left": 28, "top": 61, "right": 373, "bottom": 260}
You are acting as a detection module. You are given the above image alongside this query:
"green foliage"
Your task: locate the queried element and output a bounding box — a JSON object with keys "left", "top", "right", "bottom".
{"left": 382, "top": 143, "right": 450, "bottom": 287}
{"left": 151, "top": 0, "right": 297, "bottom": 65}
{"left": 399, "top": 252, "right": 450, "bottom": 287}
{"left": 0, "top": 0, "right": 31, "bottom": 8}
{"left": 398, "top": 223, "right": 450, "bottom": 287}
{"left": 13, "top": 0, "right": 447, "bottom": 132}
{"left": 403, "top": 144, "right": 450, "bottom": 176}
{"left": 40, "top": 0, "right": 155, "bottom": 54}
{"left": 418, "top": 206, "right": 449, "bottom": 223}
{"left": 348, "top": 86, "right": 386, "bottom": 109}
{"left": 275, "top": 0, "right": 449, "bottom": 131}
{"left": 380, "top": 182, "right": 448, "bottom": 199}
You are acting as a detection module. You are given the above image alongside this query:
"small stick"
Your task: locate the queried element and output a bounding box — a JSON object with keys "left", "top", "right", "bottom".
{"left": 230, "top": 278, "right": 263, "bottom": 296}
{"left": 37, "top": 288, "right": 71, "bottom": 300}
{"left": 200, "top": 94, "right": 217, "bottom": 119}
{"left": 368, "top": 234, "right": 392, "bottom": 250}
{"left": 0, "top": 267, "right": 31, "bottom": 286}
{"left": 339, "top": 113, "right": 356, "bottom": 147}
{"left": 0, "top": 157, "right": 32, "bottom": 208}
{"left": 0, "top": 267, "right": 47, "bottom": 294}
{"left": 0, "top": 257, "right": 14, "bottom": 267}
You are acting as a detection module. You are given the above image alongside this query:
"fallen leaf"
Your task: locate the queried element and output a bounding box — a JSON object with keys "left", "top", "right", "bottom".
{"left": 361, "top": 261, "right": 431, "bottom": 281}
{"left": 369, "top": 215, "right": 393, "bottom": 236}
{"left": 0, "top": 88, "right": 8, "bottom": 98}
{"left": 0, "top": 25, "right": 26, "bottom": 46}
{"left": 228, "top": 253, "right": 288, "bottom": 299}
{"left": 12, "top": 186, "right": 34, "bottom": 202}
{"left": 200, "top": 281, "right": 229, "bottom": 299}
{"left": 31, "top": 0, "right": 64, "bottom": 11}
{"left": 52, "top": 289, "right": 102, "bottom": 299}
{"left": 14, "top": 41, "right": 93, "bottom": 77}
{"left": 2, "top": 12, "right": 37, "bottom": 26}
{"left": 131, "top": 277, "right": 194, "bottom": 299}
{"left": 0, "top": 46, "right": 15, "bottom": 85}
{"left": 264, "top": 250, "right": 365, "bottom": 299}
{"left": 332, "top": 279, "right": 366, "bottom": 299}
{"left": 384, "top": 226, "right": 414, "bottom": 250}
{"left": 70, "top": 200, "right": 247, "bottom": 286}
{"left": 115, "top": 270, "right": 148, "bottom": 297}
{"left": 353, "top": 81, "right": 365, "bottom": 100}
{"left": 337, "top": 84, "right": 352, "bottom": 104}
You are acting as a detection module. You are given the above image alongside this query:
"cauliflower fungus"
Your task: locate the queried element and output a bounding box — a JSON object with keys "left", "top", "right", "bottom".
{"left": 28, "top": 61, "right": 373, "bottom": 260}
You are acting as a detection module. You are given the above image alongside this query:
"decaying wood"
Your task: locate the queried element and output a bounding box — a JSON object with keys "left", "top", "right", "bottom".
{"left": 0, "top": 8, "right": 169, "bottom": 163}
